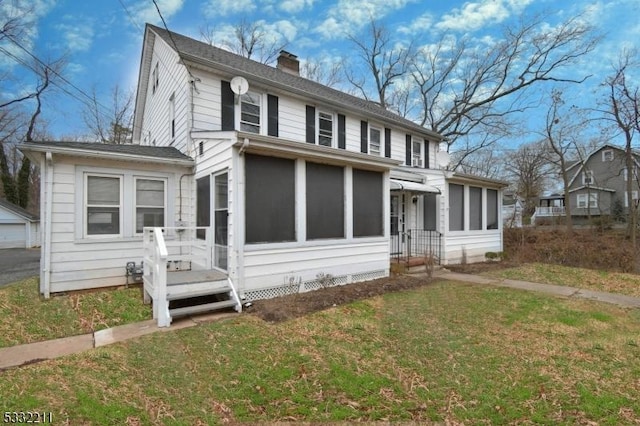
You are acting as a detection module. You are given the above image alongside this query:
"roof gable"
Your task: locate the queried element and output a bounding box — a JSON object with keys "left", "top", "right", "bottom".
{"left": 137, "top": 24, "right": 441, "bottom": 142}
{"left": 0, "top": 199, "right": 38, "bottom": 221}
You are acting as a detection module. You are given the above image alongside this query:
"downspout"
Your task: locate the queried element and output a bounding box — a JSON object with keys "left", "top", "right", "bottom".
{"left": 43, "top": 152, "right": 53, "bottom": 298}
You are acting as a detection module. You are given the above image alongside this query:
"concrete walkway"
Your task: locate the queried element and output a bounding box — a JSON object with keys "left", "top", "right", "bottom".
{"left": 0, "top": 312, "right": 238, "bottom": 371}
{"left": 2, "top": 272, "right": 640, "bottom": 371}
{"left": 436, "top": 271, "right": 640, "bottom": 309}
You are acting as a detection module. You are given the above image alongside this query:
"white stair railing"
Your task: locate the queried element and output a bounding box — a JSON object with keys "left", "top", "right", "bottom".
{"left": 143, "top": 227, "right": 170, "bottom": 327}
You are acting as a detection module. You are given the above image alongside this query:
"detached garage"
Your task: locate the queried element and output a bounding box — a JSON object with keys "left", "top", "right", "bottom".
{"left": 0, "top": 199, "right": 40, "bottom": 249}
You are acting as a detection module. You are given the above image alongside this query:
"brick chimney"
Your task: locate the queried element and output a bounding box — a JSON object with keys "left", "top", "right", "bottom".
{"left": 277, "top": 50, "right": 300, "bottom": 76}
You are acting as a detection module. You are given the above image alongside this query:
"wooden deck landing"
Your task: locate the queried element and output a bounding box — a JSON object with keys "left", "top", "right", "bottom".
{"left": 167, "top": 270, "right": 227, "bottom": 286}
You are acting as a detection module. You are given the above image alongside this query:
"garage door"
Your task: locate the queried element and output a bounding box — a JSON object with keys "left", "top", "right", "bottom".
{"left": 0, "top": 223, "right": 26, "bottom": 249}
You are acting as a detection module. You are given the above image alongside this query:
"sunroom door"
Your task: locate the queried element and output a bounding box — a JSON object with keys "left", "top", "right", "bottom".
{"left": 213, "top": 172, "right": 228, "bottom": 271}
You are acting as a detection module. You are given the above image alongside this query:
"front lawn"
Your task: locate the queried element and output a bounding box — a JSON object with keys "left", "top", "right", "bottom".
{"left": 0, "top": 278, "right": 151, "bottom": 348}
{"left": 2, "top": 281, "right": 639, "bottom": 424}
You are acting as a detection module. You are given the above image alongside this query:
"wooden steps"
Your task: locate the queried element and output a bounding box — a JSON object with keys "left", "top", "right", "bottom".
{"left": 170, "top": 299, "right": 238, "bottom": 318}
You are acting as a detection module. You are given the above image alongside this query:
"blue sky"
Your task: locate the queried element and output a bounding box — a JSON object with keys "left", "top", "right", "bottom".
{"left": 1, "top": 0, "right": 639, "bottom": 143}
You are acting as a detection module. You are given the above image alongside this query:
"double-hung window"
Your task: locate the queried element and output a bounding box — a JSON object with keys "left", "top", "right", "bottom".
{"left": 240, "top": 91, "right": 261, "bottom": 133}
{"left": 369, "top": 126, "right": 381, "bottom": 155}
{"left": 318, "top": 111, "right": 333, "bottom": 146}
{"left": 86, "top": 175, "right": 122, "bottom": 236}
{"left": 577, "top": 193, "right": 598, "bottom": 208}
{"left": 412, "top": 138, "right": 423, "bottom": 167}
{"left": 582, "top": 170, "right": 594, "bottom": 185}
{"left": 135, "top": 178, "right": 166, "bottom": 233}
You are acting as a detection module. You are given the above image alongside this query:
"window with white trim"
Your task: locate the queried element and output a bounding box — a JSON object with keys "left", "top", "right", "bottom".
{"left": 86, "top": 175, "right": 122, "bottom": 236}
{"left": 412, "top": 138, "right": 423, "bottom": 167}
{"left": 625, "top": 191, "right": 639, "bottom": 208}
{"left": 152, "top": 62, "right": 159, "bottom": 94}
{"left": 582, "top": 170, "right": 594, "bottom": 185}
{"left": 624, "top": 166, "right": 638, "bottom": 182}
{"left": 577, "top": 193, "right": 598, "bottom": 208}
{"left": 602, "top": 149, "right": 614, "bottom": 161}
{"left": 240, "top": 91, "right": 261, "bottom": 133}
{"left": 135, "top": 178, "right": 166, "bottom": 233}
{"left": 318, "top": 111, "right": 333, "bottom": 147}
{"left": 369, "top": 126, "right": 381, "bottom": 155}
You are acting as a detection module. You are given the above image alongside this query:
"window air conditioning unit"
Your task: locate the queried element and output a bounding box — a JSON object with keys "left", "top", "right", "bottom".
{"left": 412, "top": 158, "right": 423, "bottom": 167}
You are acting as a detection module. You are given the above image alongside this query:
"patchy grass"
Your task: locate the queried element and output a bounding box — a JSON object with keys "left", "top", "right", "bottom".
{"left": 1, "top": 281, "right": 639, "bottom": 424}
{"left": 0, "top": 278, "right": 151, "bottom": 348}
{"left": 482, "top": 262, "right": 640, "bottom": 298}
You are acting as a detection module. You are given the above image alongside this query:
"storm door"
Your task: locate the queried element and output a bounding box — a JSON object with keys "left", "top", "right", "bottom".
{"left": 213, "top": 172, "right": 228, "bottom": 271}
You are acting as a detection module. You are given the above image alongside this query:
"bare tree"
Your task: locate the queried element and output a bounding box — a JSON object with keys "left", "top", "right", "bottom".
{"left": 346, "top": 20, "right": 414, "bottom": 109}
{"left": 600, "top": 50, "right": 640, "bottom": 247}
{"left": 503, "top": 141, "right": 551, "bottom": 218}
{"left": 200, "top": 19, "right": 288, "bottom": 65}
{"left": 300, "top": 56, "right": 344, "bottom": 87}
{"left": 408, "top": 13, "right": 599, "bottom": 168}
{"left": 83, "top": 85, "right": 134, "bottom": 144}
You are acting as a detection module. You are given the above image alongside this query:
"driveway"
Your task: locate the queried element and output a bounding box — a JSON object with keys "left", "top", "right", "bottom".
{"left": 0, "top": 248, "right": 40, "bottom": 287}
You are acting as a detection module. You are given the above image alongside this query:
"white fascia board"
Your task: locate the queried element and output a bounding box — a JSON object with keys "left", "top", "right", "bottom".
{"left": 19, "top": 145, "right": 194, "bottom": 167}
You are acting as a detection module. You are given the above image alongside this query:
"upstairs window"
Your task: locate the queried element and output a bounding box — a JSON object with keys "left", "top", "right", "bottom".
{"left": 152, "top": 62, "right": 159, "bottom": 94}
{"left": 318, "top": 111, "right": 333, "bottom": 147}
{"left": 369, "top": 126, "right": 381, "bottom": 155}
{"left": 582, "top": 170, "right": 594, "bottom": 185}
{"left": 240, "top": 91, "right": 261, "bottom": 133}
{"left": 602, "top": 149, "right": 614, "bottom": 162}
{"left": 412, "top": 138, "right": 423, "bottom": 167}
{"left": 625, "top": 191, "right": 639, "bottom": 208}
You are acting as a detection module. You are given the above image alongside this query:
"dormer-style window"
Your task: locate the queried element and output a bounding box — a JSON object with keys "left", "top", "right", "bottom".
{"left": 240, "top": 91, "right": 261, "bottom": 133}
{"left": 412, "top": 138, "right": 423, "bottom": 167}
{"left": 318, "top": 111, "right": 333, "bottom": 147}
{"left": 369, "top": 126, "right": 381, "bottom": 155}
{"left": 582, "top": 170, "right": 594, "bottom": 185}
{"left": 602, "top": 149, "right": 614, "bottom": 162}
{"left": 152, "top": 62, "right": 159, "bottom": 94}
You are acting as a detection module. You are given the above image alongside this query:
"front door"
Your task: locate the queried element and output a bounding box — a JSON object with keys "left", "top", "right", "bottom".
{"left": 390, "top": 194, "right": 406, "bottom": 255}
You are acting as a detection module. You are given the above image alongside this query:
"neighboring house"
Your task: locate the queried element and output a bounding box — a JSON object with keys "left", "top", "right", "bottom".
{"left": 502, "top": 193, "right": 523, "bottom": 228}
{"left": 0, "top": 199, "right": 39, "bottom": 249}
{"left": 534, "top": 145, "right": 640, "bottom": 224}
{"left": 20, "top": 24, "right": 505, "bottom": 323}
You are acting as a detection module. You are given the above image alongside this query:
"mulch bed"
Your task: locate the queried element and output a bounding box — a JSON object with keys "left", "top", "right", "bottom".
{"left": 247, "top": 274, "right": 434, "bottom": 323}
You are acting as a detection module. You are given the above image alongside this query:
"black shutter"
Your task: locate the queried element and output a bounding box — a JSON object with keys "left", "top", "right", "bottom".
{"left": 221, "top": 80, "right": 235, "bottom": 131}
{"left": 267, "top": 94, "right": 278, "bottom": 137}
{"left": 306, "top": 105, "right": 315, "bottom": 143}
{"left": 338, "top": 114, "right": 346, "bottom": 149}
{"left": 360, "top": 121, "right": 368, "bottom": 153}
{"left": 424, "top": 140, "right": 429, "bottom": 168}
{"left": 405, "top": 134, "right": 411, "bottom": 165}
{"left": 384, "top": 128, "right": 391, "bottom": 158}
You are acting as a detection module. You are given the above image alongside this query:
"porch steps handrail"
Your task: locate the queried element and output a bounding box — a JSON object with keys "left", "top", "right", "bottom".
{"left": 142, "top": 226, "right": 241, "bottom": 327}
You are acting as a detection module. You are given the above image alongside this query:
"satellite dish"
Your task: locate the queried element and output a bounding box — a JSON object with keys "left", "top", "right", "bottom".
{"left": 230, "top": 76, "right": 249, "bottom": 95}
{"left": 436, "top": 150, "right": 451, "bottom": 168}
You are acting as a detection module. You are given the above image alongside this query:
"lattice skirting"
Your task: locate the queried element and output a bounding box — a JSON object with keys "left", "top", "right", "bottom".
{"left": 242, "top": 269, "right": 388, "bottom": 302}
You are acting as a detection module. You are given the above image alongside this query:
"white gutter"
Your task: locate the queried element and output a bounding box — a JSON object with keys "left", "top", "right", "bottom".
{"left": 43, "top": 152, "right": 53, "bottom": 298}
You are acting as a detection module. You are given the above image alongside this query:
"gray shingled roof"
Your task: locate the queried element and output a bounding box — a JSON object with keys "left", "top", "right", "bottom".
{"left": 22, "top": 141, "right": 193, "bottom": 161}
{"left": 0, "top": 198, "right": 38, "bottom": 221}
{"left": 147, "top": 24, "right": 442, "bottom": 140}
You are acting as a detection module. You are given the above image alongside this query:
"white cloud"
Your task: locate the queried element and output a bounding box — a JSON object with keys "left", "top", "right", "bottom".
{"left": 316, "top": 0, "right": 417, "bottom": 40}
{"left": 435, "top": 0, "right": 534, "bottom": 32}
{"left": 203, "top": 0, "right": 256, "bottom": 17}
{"left": 131, "top": 0, "right": 184, "bottom": 25}
{"left": 56, "top": 21, "right": 95, "bottom": 52}
{"left": 398, "top": 12, "right": 434, "bottom": 35}
{"left": 279, "top": 0, "right": 314, "bottom": 14}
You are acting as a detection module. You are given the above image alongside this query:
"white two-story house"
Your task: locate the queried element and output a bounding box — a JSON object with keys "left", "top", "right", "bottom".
{"left": 21, "top": 24, "right": 505, "bottom": 324}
